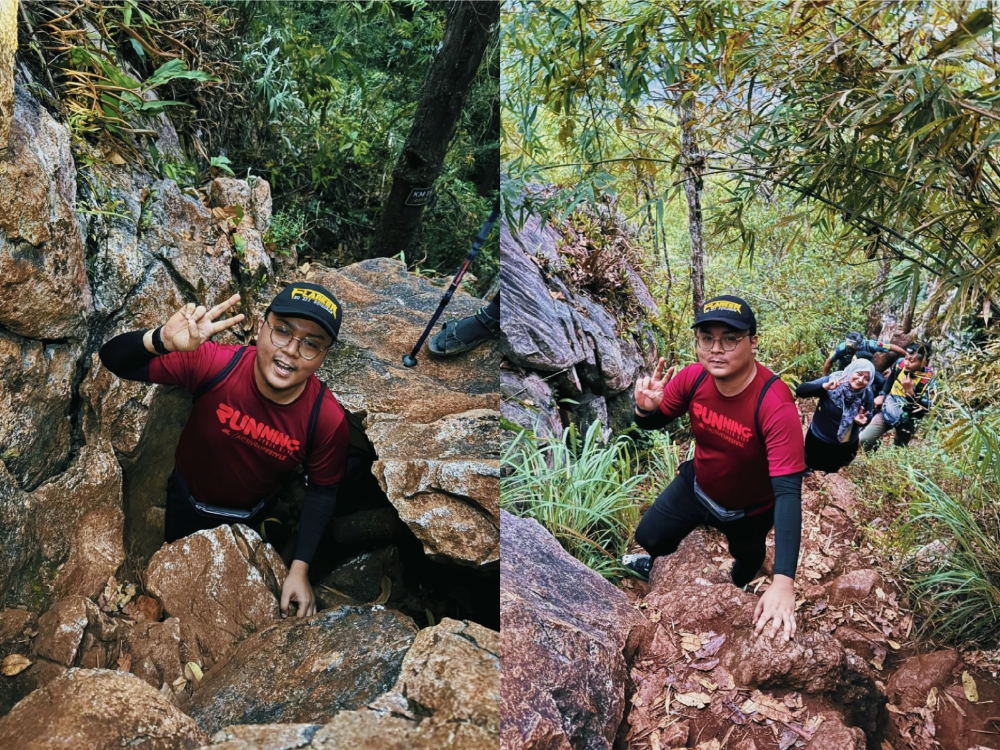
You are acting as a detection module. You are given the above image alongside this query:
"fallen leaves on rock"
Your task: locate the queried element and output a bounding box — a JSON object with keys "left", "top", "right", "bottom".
{"left": 98, "top": 576, "right": 137, "bottom": 614}
{"left": 962, "top": 670, "right": 979, "bottom": 702}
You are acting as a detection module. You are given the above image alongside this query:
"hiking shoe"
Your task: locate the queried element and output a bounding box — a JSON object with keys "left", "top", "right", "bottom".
{"left": 622, "top": 553, "right": 652, "bottom": 581}
{"left": 428, "top": 307, "right": 501, "bottom": 357}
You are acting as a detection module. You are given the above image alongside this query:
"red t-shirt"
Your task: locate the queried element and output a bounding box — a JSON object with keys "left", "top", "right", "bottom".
{"left": 660, "top": 362, "right": 805, "bottom": 511}
{"left": 149, "top": 342, "right": 349, "bottom": 509}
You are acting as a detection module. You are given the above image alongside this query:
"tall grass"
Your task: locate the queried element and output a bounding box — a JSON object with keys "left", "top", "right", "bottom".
{"left": 501, "top": 421, "right": 646, "bottom": 581}
{"left": 852, "top": 407, "right": 1000, "bottom": 647}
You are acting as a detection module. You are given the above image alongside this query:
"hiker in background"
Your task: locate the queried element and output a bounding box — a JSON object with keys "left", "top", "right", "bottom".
{"left": 622, "top": 295, "right": 805, "bottom": 642}
{"left": 796, "top": 358, "right": 876, "bottom": 474}
{"left": 428, "top": 291, "right": 500, "bottom": 357}
{"left": 99, "top": 284, "right": 349, "bottom": 619}
{"left": 822, "top": 331, "right": 907, "bottom": 376}
{"left": 861, "top": 342, "right": 937, "bottom": 451}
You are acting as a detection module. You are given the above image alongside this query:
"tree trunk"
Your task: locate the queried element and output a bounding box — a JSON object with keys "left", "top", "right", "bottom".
{"left": 865, "top": 252, "right": 892, "bottom": 334}
{"left": 370, "top": 1, "right": 498, "bottom": 258}
{"left": 0, "top": 0, "right": 16, "bottom": 154}
{"left": 901, "top": 271, "right": 920, "bottom": 334}
{"left": 680, "top": 95, "right": 705, "bottom": 316}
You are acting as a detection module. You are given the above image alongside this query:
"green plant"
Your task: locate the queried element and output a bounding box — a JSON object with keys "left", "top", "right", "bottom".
{"left": 264, "top": 208, "right": 309, "bottom": 259}
{"left": 210, "top": 155, "right": 236, "bottom": 177}
{"left": 501, "top": 421, "right": 644, "bottom": 581}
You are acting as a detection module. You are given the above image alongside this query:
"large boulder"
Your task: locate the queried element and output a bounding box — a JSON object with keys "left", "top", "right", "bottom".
{"left": 0, "top": 668, "right": 208, "bottom": 749}
{"left": 183, "top": 605, "right": 416, "bottom": 733}
{"left": 0, "top": 87, "right": 91, "bottom": 341}
{"left": 313, "top": 259, "right": 499, "bottom": 568}
{"left": 144, "top": 524, "right": 287, "bottom": 669}
{"left": 499, "top": 209, "right": 655, "bottom": 436}
{"left": 0, "top": 464, "right": 37, "bottom": 605}
{"left": 500, "top": 510, "right": 649, "bottom": 750}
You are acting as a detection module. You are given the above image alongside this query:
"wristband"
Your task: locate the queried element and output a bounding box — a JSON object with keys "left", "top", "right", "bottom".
{"left": 151, "top": 326, "right": 170, "bottom": 355}
{"left": 634, "top": 403, "right": 657, "bottom": 417}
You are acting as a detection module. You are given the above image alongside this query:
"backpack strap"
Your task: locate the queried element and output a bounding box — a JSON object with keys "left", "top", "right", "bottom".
{"left": 686, "top": 366, "right": 709, "bottom": 407}
{"left": 754, "top": 374, "right": 781, "bottom": 445}
{"left": 305, "top": 381, "right": 327, "bottom": 459}
{"left": 193, "top": 346, "right": 247, "bottom": 401}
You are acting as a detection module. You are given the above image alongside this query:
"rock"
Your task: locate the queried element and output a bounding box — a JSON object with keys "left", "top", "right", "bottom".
{"left": 0, "top": 330, "right": 77, "bottom": 490}
{"left": 826, "top": 569, "right": 882, "bottom": 605}
{"left": 29, "top": 442, "right": 123, "bottom": 603}
{"left": 314, "top": 259, "right": 499, "bottom": 568}
{"left": 500, "top": 368, "right": 563, "bottom": 439}
{"left": 726, "top": 631, "right": 846, "bottom": 694}
{"left": 33, "top": 596, "right": 89, "bottom": 667}
{"left": 318, "top": 547, "right": 399, "bottom": 604}
{"left": 0, "top": 465, "right": 36, "bottom": 604}
{"left": 887, "top": 649, "right": 960, "bottom": 710}
{"left": 308, "top": 711, "right": 493, "bottom": 749}
{"left": 183, "top": 606, "right": 416, "bottom": 733}
{"left": 208, "top": 723, "right": 321, "bottom": 749}
{"left": 805, "top": 710, "right": 865, "bottom": 749}
{"left": 0, "top": 668, "right": 208, "bottom": 749}
{"left": 250, "top": 177, "right": 273, "bottom": 233}
{"left": 0, "top": 87, "right": 91, "bottom": 340}
{"left": 500, "top": 510, "right": 648, "bottom": 750}
{"left": 126, "top": 618, "right": 190, "bottom": 690}
{"left": 0, "top": 608, "right": 36, "bottom": 645}
{"left": 144, "top": 524, "right": 287, "bottom": 668}
{"left": 208, "top": 178, "right": 252, "bottom": 213}
{"left": 370, "top": 618, "right": 499, "bottom": 736}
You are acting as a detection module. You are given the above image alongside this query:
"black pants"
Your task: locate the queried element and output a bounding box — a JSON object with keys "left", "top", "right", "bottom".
{"left": 164, "top": 469, "right": 278, "bottom": 543}
{"left": 804, "top": 429, "right": 860, "bottom": 473}
{"left": 633, "top": 461, "right": 775, "bottom": 587}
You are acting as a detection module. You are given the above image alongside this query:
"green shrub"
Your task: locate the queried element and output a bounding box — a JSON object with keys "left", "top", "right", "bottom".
{"left": 501, "top": 421, "right": 645, "bottom": 581}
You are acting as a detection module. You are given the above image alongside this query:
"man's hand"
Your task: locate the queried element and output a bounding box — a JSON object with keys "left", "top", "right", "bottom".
{"left": 158, "top": 293, "right": 245, "bottom": 353}
{"left": 280, "top": 560, "right": 316, "bottom": 619}
{"left": 900, "top": 371, "right": 915, "bottom": 396}
{"left": 753, "top": 574, "right": 796, "bottom": 642}
{"left": 874, "top": 394, "right": 885, "bottom": 407}
{"left": 635, "top": 357, "right": 674, "bottom": 414}
{"left": 854, "top": 406, "right": 868, "bottom": 425}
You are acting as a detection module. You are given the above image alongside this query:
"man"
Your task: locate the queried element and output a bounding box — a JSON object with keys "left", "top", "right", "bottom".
{"left": 822, "top": 331, "right": 907, "bottom": 376}
{"left": 99, "top": 283, "right": 349, "bottom": 619}
{"left": 860, "top": 342, "right": 937, "bottom": 451}
{"left": 622, "top": 295, "right": 806, "bottom": 641}
{"left": 427, "top": 291, "right": 500, "bottom": 356}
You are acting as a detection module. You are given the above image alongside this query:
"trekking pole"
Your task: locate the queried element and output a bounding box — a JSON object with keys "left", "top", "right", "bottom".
{"left": 402, "top": 197, "right": 501, "bottom": 368}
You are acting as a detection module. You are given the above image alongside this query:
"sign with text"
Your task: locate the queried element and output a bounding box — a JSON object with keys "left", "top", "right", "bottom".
{"left": 404, "top": 187, "right": 435, "bottom": 207}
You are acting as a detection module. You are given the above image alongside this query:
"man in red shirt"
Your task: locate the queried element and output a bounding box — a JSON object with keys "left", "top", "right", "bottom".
{"left": 100, "top": 283, "right": 349, "bottom": 619}
{"left": 622, "top": 295, "right": 806, "bottom": 641}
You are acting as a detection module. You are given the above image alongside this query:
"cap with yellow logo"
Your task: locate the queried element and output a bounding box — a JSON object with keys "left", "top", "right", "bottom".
{"left": 691, "top": 294, "right": 756, "bottom": 332}
{"left": 268, "top": 282, "right": 342, "bottom": 341}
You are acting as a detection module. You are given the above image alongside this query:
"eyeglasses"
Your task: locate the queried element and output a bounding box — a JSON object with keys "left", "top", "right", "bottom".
{"left": 695, "top": 333, "right": 748, "bottom": 352}
{"left": 265, "top": 320, "right": 329, "bottom": 360}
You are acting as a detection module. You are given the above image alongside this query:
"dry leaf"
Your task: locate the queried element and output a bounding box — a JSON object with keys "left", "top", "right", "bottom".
{"left": 748, "top": 691, "right": 795, "bottom": 723}
{"left": 926, "top": 686, "right": 938, "bottom": 709}
{"left": 690, "top": 658, "right": 719, "bottom": 671}
{"left": 116, "top": 653, "right": 132, "bottom": 673}
{"left": 694, "top": 740, "right": 721, "bottom": 750}
{"left": 674, "top": 691, "right": 712, "bottom": 709}
{"left": 680, "top": 633, "right": 702, "bottom": 652}
{"left": 373, "top": 576, "right": 391, "bottom": 605}
{"left": 109, "top": 151, "right": 126, "bottom": 165}
{"left": 184, "top": 662, "right": 203, "bottom": 683}
{"left": 887, "top": 639, "right": 901, "bottom": 650}
{"left": 962, "top": 671, "right": 979, "bottom": 702}
{"left": 171, "top": 675, "right": 187, "bottom": 693}
{"left": 693, "top": 676, "right": 717, "bottom": 692}
{"left": 650, "top": 730, "right": 660, "bottom": 750}
{"left": 1, "top": 654, "right": 31, "bottom": 677}
{"left": 649, "top": 610, "right": 661, "bottom": 624}
{"left": 695, "top": 632, "right": 726, "bottom": 658}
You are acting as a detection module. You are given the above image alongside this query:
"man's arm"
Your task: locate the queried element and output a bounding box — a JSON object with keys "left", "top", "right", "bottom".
{"left": 795, "top": 377, "right": 828, "bottom": 398}
{"left": 294, "top": 483, "right": 339, "bottom": 566}
{"left": 754, "top": 472, "right": 803, "bottom": 642}
{"left": 821, "top": 354, "right": 835, "bottom": 376}
{"left": 98, "top": 296, "right": 244, "bottom": 381}
{"left": 885, "top": 342, "right": 908, "bottom": 357}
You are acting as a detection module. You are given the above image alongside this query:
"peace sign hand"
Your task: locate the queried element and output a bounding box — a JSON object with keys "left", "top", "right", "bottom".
{"left": 854, "top": 406, "right": 868, "bottom": 425}
{"left": 823, "top": 376, "right": 843, "bottom": 391}
{"left": 160, "top": 293, "right": 246, "bottom": 353}
{"left": 634, "top": 357, "right": 675, "bottom": 413}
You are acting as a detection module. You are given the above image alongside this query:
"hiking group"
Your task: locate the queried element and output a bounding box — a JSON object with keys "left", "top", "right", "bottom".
{"left": 622, "top": 295, "right": 937, "bottom": 642}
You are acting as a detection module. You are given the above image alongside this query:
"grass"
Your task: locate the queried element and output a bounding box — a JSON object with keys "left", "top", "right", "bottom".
{"left": 501, "top": 421, "right": 649, "bottom": 582}
{"left": 850, "top": 417, "right": 1000, "bottom": 648}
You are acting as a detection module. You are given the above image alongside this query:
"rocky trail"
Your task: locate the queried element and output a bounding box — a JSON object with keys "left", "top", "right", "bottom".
{"left": 502, "top": 438, "right": 1000, "bottom": 750}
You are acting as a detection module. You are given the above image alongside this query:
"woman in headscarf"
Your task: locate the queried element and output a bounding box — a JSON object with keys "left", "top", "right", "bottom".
{"left": 796, "top": 358, "right": 876, "bottom": 473}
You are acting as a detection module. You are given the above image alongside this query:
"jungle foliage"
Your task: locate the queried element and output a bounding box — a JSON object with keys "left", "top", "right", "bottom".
{"left": 17, "top": 0, "right": 499, "bottom": 288}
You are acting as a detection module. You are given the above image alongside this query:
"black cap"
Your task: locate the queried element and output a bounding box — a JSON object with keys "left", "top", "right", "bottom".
{"left": 846, "top": 331, "right": 864, "bottom": 348}
{"left": 691, "top": 295, "right": 756, "bottom": 331}
{"left": 268, "top": 282, "right": 342, "bottom": 341}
